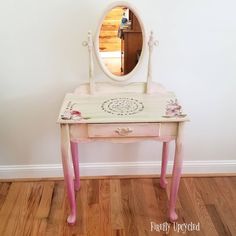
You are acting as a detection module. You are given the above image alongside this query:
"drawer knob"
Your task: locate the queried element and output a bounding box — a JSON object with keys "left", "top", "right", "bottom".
{"left": 115, "top": 128, "right": 133, "bottom": 136}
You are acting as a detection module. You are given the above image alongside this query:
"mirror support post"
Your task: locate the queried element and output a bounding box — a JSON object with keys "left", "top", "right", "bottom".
{"left": 82, "top": 31, "right": 95, "bottom": 94}
{"left": 146, "top": 31, "right": 158, "bottom": 94}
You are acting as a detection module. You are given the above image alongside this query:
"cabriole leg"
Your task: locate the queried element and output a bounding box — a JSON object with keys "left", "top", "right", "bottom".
{"left": 61, "top": 124, "right": 76, "bottom": 224}
{"left": 168, "top": 123, "right": 184, "bottom": 222}
{"left": 160, "top": 142, "right": 169, "bottom": 188}
{"left": 70, "top": 141, "right": 80, "bottom": 191}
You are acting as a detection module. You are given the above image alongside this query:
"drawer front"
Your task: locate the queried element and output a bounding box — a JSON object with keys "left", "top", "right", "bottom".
{"left": 88, "top": 123, "right": 160, "bottom": 138}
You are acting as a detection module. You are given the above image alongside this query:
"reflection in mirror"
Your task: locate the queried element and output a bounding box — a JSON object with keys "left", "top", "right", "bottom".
{"left": 99, "top": 6, "right": 143, "bottom": 76}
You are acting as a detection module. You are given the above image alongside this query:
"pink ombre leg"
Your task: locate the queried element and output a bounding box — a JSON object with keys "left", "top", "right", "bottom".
{"left": 168, "top": 123, "right": 184, "bottom": 222}
{"left": 61, "top": 124, "right": 76, "bottom": 224}
{"left": 70, "top": 141, "right": 80, "bottom": 191}
{"left": 160, "top": 142, "right": 169, "bottom": 189}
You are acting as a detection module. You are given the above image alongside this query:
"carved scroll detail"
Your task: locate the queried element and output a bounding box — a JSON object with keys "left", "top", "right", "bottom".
{"left": 82, "top": 31, "right": 95, "bottom": 94}
{"left": 146, "top": 31, "right": 159, "bottom": 94}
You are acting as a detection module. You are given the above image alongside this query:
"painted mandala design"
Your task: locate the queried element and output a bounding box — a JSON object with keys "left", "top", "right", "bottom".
{"left": 101, "top": 97, "right": 144, "bottom": 116}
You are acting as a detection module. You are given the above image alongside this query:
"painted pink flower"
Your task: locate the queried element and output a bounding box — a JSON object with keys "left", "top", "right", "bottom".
{"left": 71, "top": 110, "right": 81, "bottom": 116}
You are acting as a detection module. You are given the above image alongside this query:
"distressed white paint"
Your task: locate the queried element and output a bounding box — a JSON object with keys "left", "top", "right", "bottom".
{"left": 58, "top": 87, "right": 188, "bottom": 124}
{"left": 82, "top": 31, "right": 95, "bottom": 94}
{"left": 146, "top": 31, "right": 159, "bottom": 93}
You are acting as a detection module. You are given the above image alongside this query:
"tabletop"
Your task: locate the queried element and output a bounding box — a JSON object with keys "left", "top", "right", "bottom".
{"left": 58, "top": 92, "right": 188, "bottom": 124}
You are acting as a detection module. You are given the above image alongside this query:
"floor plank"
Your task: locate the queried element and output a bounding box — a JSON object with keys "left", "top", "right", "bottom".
{"left": 187, "top": 178, "right": 218, "bottom": 236}
{"left": 110, "top": 179, "right": 124, "bottom": 232}
{"left": 120, "top": 179, "right": 139, "bottom": 236}
{"left": 0, "top": 182, "right": 11, "bottom": 210}
{"left": 86, "top": 179, "right": 101, "bottom": 236}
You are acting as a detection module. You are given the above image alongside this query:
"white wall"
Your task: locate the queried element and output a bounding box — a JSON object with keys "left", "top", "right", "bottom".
{"left": 0, "top": 0, "right": 236, "bottom": 178}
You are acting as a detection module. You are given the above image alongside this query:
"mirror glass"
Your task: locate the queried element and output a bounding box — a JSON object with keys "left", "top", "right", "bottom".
{"left": 99, "top": 6, "right": 143, "bottom": 77}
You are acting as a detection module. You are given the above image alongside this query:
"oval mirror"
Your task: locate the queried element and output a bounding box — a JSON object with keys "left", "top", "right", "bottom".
{"left": 95, "top": 3, "right": 145, "bottom": 81}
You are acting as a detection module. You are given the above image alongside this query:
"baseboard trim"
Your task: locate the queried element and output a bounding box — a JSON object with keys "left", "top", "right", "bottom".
{"left": 0, "top": 160, "right": 235, "bottom": 179}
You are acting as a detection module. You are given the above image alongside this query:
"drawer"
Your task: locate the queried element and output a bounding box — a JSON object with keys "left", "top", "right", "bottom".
{"left": 88, "top": 123, "right": 160, "bottom": 138}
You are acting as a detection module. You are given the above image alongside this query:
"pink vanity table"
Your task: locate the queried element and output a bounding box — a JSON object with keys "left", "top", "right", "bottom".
{"left": 57, "top": 2, "right": 189, "bottom": 225}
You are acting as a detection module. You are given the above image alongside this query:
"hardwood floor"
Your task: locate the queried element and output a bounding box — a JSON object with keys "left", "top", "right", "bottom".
{"left": 0, "top": 177, "right": 235, "bottom": 236}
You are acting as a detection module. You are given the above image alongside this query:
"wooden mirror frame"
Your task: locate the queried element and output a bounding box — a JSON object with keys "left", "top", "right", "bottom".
{"left": 94, "top": 1, "right": 146, "bottom": 82}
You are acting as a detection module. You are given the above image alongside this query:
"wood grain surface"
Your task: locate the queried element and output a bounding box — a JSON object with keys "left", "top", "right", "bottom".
{"left": 0, "top": 177, "right": 235, "bottom": 236}
{"left": 99, "top": 7, "right": 123, "bottom": 52}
